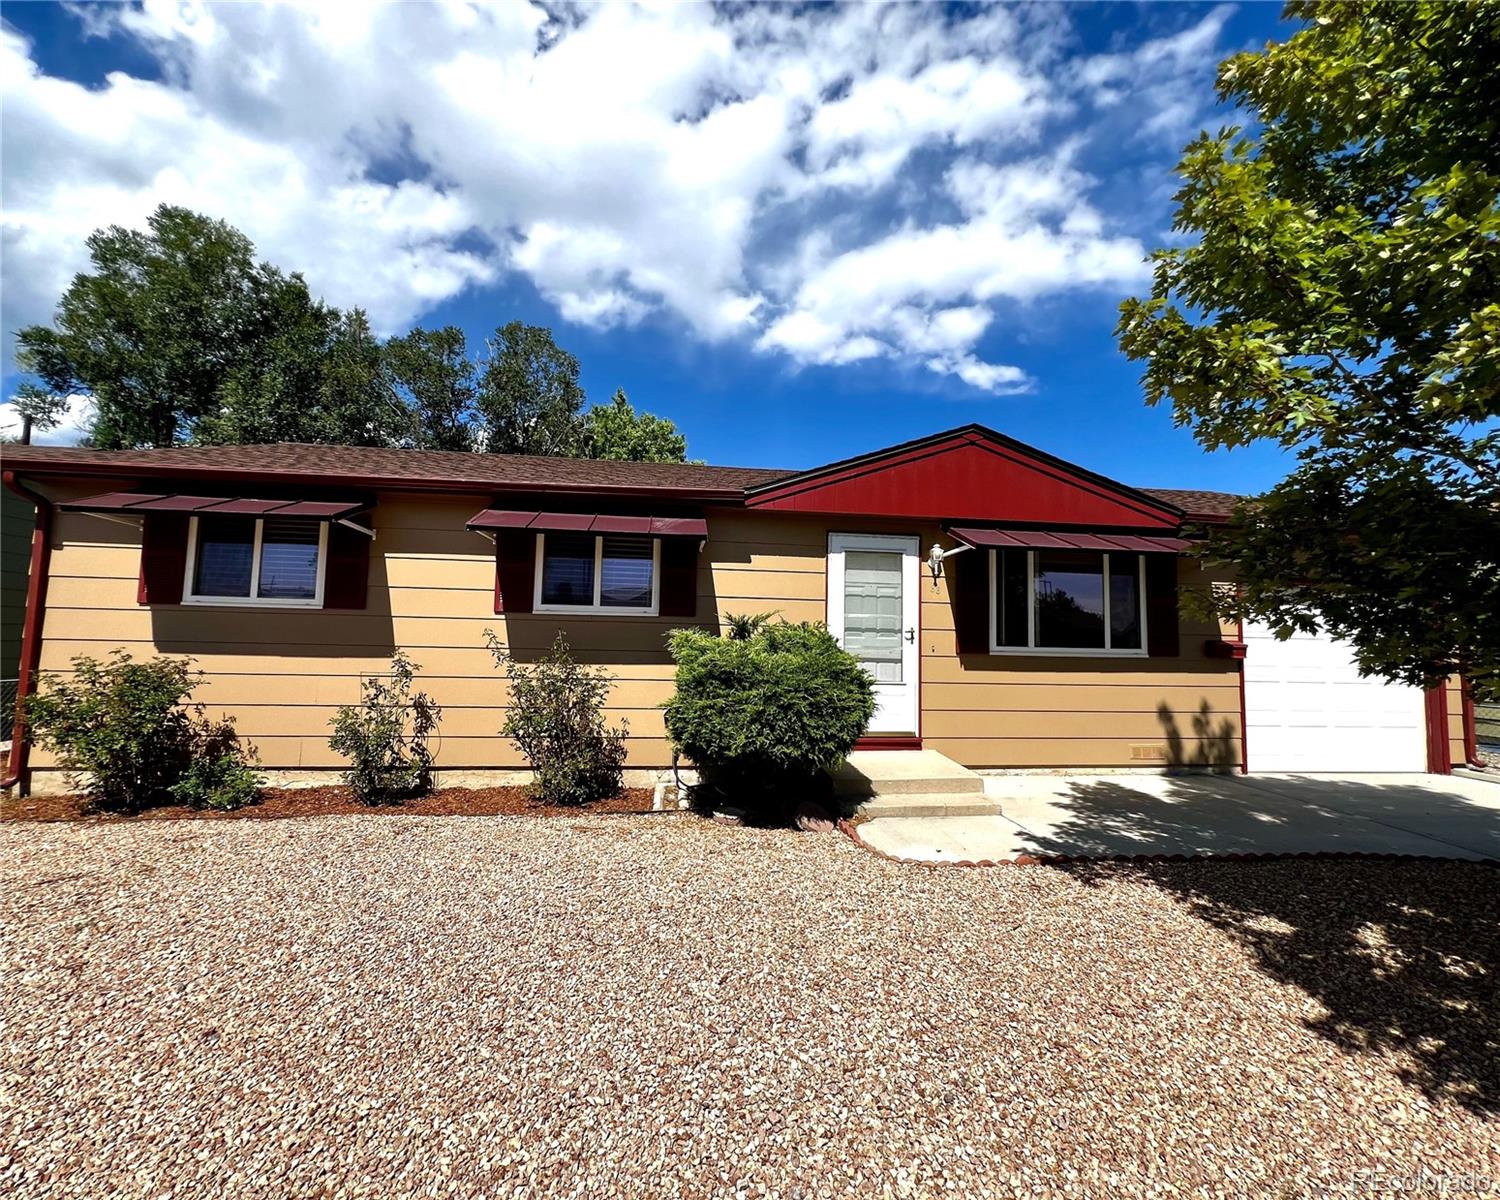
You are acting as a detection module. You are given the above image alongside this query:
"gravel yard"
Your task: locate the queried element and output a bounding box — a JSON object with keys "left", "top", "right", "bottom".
{"left": 2, "top": 815, "right": 1495, "bottom": 1199}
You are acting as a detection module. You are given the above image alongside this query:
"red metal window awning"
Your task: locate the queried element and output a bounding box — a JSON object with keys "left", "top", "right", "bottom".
{"left": 59, "top": 492, "right": 369, "bottom": 520}
{"left": 947, "top": 525, "right": 1195, "bottom": 553}
{"left": 466, "top": 509, "right": 708, "bottom": 538}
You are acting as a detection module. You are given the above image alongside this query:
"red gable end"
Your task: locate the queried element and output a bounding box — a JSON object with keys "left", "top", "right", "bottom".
{"left": 744, "top": 426, "right": 1182, "bottom": 529}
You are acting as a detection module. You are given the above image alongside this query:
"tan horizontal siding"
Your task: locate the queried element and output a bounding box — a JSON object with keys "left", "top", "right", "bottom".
{"left": 924, "top": 707, "right": 1240, "bottom": 740}
{"left": 31, "top": 737, "right": 675, "bottom": 772}
{"left": 1447, "top": 679, "right": 1467, "bottom": 766}
{"left": 924, "top": 737, "right": 1241, "bottom": 769}
{"left": 26, "top": 492, "right": 1246, "bottom": 773}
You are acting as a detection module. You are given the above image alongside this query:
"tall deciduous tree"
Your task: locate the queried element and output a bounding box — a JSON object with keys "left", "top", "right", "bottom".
{"left": 585, "top": 389, "right": 689, "bottom": 463}
{"left": 17, "top": 205, "right": 414, "bottom": 449}
{"left": 1118, "top": 0, "right": 1499, "bottom": 698}
{"left": 17, "top": 206, "right": 269, "bottom": 447}
{"left": 474, "top": 321, "right": 588, "bottom": 456}
{"left": 383, "top": 325, "right": 477, "bottom": 451}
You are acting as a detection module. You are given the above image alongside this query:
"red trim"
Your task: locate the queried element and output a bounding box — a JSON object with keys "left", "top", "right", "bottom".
{"left": 1460, "top": 678, "right": 1485, "bottom": 769}
{"left": 1425, "top": 683, "right": 1452, "bottom": 774}
{"left": 2, "top": 472, "right": 53, "bottom": 792}
{"left": 1205, "top": 638, "right": 1248, "bottom": 660}
{"left": 1236, "top": 618, "right": 1249, "bottom": 775}
{"left": 854, "top": 737, "right": 923, "bottom": 751}
{"left": 747, "top": 427, "right": 1182, "bottom": 526}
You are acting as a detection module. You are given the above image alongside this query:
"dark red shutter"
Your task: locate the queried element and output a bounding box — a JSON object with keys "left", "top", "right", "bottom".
{"left": 1145, "top": 554, "right": 1180, "bottom": 658}
{"left": 658, "top": 536, "right": 700, "bottom": 619}
{"left": 137, "top": 513, "right": 189, "bottom": 605}
{"left": 323, "top": 520, "right": 371, "bottom": 610}
{"left": 495, "top": 530, "right": 535, "bottom": 615}
{"left": 952, "top": 547, "right": 990, "bottom": 655}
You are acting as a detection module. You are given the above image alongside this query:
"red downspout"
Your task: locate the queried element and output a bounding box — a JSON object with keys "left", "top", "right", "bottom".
{"left": 1424, "top": 682, "right": 1452, "bottom": 775}
{"left": 1460, "top": 678, "right": 1485, "bottom": 769}
{"left": 2, "top": 471, "right": 52, "bottom": 792}
{"left": 1236, "top": 617, "right": 1249, "bottom": 774}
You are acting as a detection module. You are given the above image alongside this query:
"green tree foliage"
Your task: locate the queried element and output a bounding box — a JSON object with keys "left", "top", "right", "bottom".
{"left": 18, "top": 206, "right": 697, "bottom": 459}
{"left": 1117, "top": 0, "right": 1500, "bottom": 698}
{"left": 17, "top": 206, "right": 271, "bottom": 447}
{"left": 328, "top": 650, "right": 443, "bottom": 805}
{"left": 24, "top": 652, "right": 262, "bottom": 813}
{"left": 662, "top": 621, "right": 875, "bottom": 817}
{"left": 17, "top": 205, "right": 411, "bottom": 448}
{"left": 486, "top": 631, "right": 628, "bottom": 806}
{"left": 383, "top": 325, "right": 478, "bottom": 451}
{"left": 584, "top": 389, "right": 690, "bottom": 463}
{"left": 475, "top": 321, "right": 588, "bottom": 456}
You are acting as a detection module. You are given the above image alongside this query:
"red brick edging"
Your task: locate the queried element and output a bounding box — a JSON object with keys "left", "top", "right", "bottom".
{"left": 836, "top": 818, "right": 1498, "bottom": 869}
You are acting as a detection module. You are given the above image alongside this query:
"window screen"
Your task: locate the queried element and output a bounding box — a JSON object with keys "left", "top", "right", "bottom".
{"left": 257, "top": 518, "right": 321, "bottom": 599}
{"left": 193, "top": 516, "right": 255, "bottom": 597}
{"left": 540, "top": 533, "right": 597, "bottom": 607}
{"left": 599, "top": 535, "right": 654, "bottom": 608}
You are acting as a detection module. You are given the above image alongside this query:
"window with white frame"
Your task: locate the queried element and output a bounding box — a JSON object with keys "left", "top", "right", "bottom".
{"left": 991, "top": 548, "right": 1146, "bottom": 655}
{"left": 185, "top": 515, "right": 328, "bottom": 607}
{"left": 534, "top": 532, "right": 660, "bottom": 615}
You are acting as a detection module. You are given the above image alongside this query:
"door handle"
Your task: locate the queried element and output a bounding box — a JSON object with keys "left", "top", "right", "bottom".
{"left": 905, "top": 627, "right": 916, "bottom": 643}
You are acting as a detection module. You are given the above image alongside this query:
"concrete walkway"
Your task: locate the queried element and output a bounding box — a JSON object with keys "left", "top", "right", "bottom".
{"left": 854, "top": 771, "right": 1500, "bottom": 864}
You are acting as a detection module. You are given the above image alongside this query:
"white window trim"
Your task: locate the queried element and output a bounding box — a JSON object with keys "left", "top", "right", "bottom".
{"left": 989, "top": 548, "right": 1149, "bottom": 657}
{"left": 182, "top": 515, "right": 329, "bottom": 609}
{"left": 533, "top": 531, "right": 661, "bottom": 616}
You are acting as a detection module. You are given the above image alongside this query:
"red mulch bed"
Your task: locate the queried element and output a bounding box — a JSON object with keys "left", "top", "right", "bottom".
{"left": 0, "top": 786, "right": 657, "bottom": 824}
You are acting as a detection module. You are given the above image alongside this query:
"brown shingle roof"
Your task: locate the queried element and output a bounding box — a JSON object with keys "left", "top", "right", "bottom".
{"left": 1138, "top": 488, "right": 1241, "bottom": 519}
{"left": 1, "top": 441, "right": 1243, "bottom": 517}
{"left": 0, "top": 442, "right": 795, "bottom": 497}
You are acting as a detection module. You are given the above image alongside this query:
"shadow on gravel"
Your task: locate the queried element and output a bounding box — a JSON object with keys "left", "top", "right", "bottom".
{"left": 1041, "top": 778, "right": 1500, "bottom": 1116}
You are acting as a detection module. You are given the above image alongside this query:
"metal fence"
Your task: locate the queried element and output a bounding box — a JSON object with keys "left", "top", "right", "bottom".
{"left": 0, "top": 678, "right": 15, "bottom": 743}
{"left": 1478, "top": 702, "right": 1500, "bottom": 749}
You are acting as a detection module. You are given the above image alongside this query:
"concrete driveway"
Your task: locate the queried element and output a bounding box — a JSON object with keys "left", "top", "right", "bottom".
{"left": 855, "top": 771, "right": 1500, "bottom": 864}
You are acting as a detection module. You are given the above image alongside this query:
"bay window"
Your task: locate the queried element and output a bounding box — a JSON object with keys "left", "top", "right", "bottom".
{"left": 185, "top": 515, "right": 328, "bottom": 607}
{"left": 990, "top": 548, "right": 1146, "bottom": 655}
{"left": 534, "top": 532, "right": 660, "bottom": 615}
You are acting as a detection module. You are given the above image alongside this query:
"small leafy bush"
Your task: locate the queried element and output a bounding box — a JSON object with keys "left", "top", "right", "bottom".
{"left": 24, "top": 652, "right": 261, "bottom": 813}
{"left": 328, "top": 651, "right": 442, "bottom": 805}
{"left": 169, "top": 720, "right": 264, "bottom": 811}
{"left": 663, "top": 621, "right": 875, "bottom": 816}
{"left": 487, "top": 630, "right": 628, "bottom": 806}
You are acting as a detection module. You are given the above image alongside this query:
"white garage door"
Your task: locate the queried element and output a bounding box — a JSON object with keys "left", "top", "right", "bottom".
{"left": 1242, "top": 621, "right": 1428, "bottom": 772}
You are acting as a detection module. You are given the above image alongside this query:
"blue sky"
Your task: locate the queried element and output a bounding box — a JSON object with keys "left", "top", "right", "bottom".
{"left": 0, "top": 1, "right": 1296, "bottom": 493}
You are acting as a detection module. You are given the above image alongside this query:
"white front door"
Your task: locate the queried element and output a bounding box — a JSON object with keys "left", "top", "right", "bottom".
{"left": 828, "top": 533, "right": 920, "bottom": 735}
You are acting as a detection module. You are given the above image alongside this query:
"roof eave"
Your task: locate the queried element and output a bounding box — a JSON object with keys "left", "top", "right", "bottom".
{"left": 3, "top": 458, "right": 752, "bottom": 504}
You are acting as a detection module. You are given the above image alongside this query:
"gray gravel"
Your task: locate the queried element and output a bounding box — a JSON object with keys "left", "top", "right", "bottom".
{"left": 2, "top": 815, "right": 1495, "bottom": 1199}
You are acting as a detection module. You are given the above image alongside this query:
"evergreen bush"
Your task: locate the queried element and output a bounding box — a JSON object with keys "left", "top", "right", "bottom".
{"left": 662, "top": 620, "right": 875, "bottom": 816}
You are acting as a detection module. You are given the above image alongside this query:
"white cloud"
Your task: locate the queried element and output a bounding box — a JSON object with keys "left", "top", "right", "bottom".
{"left": 2, "top": 1, "right": 1239, "bottom": 396}
{"left": 0, "top": 393, "right": 94, "bottom": 445}
{"left": 1074, "top": 6, "right": 1237, "bottom": 143}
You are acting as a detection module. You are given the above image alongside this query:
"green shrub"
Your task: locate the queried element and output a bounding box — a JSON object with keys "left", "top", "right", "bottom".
{"left": 328, "top": 651, "right": 442, "bottom": 805}
{"left": 662, "top": 621, "right": 875, "bottom": 815}
{"left": 169, "top": 720, "right": 264, "bottom": 811}
{"left": 487, "top": 630, "right": 628, "bottom": 806}
{"left": 724, "top": 611, "right": 776, "bottom": 640}
{"left": 24, "top": 652, "right": 261, "bottom": 813}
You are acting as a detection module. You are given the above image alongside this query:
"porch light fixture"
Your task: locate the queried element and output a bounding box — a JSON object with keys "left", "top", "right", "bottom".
{"left": 927, "top": 541, "right": 970, "bottom": 582}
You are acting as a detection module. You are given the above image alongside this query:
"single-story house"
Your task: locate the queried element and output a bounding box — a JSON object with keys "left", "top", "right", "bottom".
{"left": 0, "top": 424, "right": 1476, "bottom": 794}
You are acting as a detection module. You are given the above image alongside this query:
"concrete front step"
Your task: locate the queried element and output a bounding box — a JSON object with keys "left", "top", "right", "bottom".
{"left": 831, "top": 749, "right": 985, "bottom": 797}
{"left": 854, "top": 792, "right": 1004, "bottom": 819}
